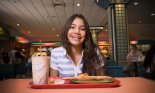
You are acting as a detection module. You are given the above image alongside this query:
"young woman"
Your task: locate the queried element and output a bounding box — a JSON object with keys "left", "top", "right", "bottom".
{"left": 50, "top": 14, "right": 105, "bottom": 77}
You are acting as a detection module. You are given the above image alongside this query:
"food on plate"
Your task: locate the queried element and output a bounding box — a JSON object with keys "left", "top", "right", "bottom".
{"left": 48, "top": 78, "right": 55, "bottom": 84}
{"left": 62, "top": 73, "right": 113, "bottom": 81}
{"left": 54, "top": 79, "right": 65, "bottom": 84}
{"left": 48, "top": 78, "right": 65, "bottom": 84}
{"left": 48, "top": 73, "right": 114, "bottom": 84}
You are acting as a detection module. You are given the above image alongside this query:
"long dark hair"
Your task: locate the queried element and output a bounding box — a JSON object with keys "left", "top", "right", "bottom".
{"left": 144, "top": 42, "right": 155, "bottom": 69}
{"left": 61, "top": 14, "right": 102, "bottom": 75}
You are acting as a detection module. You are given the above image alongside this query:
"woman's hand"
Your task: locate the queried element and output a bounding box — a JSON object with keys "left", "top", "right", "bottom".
{"left": 50, "top": 68, "right": 59, "bottom": 76}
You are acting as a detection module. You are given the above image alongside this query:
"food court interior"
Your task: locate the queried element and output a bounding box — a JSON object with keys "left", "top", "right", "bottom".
{"left": 0, "top": 0, "right": 155, "bottom": 80}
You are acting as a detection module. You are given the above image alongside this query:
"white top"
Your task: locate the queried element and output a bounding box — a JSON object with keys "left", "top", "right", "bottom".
{"left": 50, "top": 46, "right": 104, "bottom": 77}
{"left": 126, "top": 50, "right": 143, "bottom": 62}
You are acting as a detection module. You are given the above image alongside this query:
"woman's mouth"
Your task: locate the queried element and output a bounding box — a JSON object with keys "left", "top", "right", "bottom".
{"left": 71, "top": 35, "right": 81, "bottom": 40}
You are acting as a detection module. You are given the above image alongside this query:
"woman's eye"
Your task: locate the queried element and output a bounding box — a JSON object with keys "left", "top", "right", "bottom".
{"left": 80, "top": 27, "right": 86, "bottom": 31}
{"left": 70, "top": 25, "right": 85, "bottom": 31}
{"left": 70, "top": 25, "right": 75, "bottom": 28}
{"left": 70, "top": 26, "right": 75, "bottom": 29}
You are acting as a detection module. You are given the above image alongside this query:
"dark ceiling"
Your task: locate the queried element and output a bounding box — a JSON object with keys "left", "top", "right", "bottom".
{"left": 127, "top": 0, "right": 155, "bottom": 24}
{"left": 126, "top": 0, "right": 155, "bottom": 40}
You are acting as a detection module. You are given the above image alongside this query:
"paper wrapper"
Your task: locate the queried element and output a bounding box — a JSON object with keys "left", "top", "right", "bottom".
{"left": 32, "top": 56, "right": 50, "bottom": 84}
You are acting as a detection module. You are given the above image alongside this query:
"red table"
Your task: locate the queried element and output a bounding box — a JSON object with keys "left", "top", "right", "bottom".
{"left": 0, "top": 77, "right": 155, "bottom": 93}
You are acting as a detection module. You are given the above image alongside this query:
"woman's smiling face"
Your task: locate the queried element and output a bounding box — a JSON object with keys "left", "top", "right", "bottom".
{"left": 67, "top": 17, "right": 86, "bottom": 47}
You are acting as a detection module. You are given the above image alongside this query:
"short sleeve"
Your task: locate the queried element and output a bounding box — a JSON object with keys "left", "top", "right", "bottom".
{"left": 50, "top": 50, "right": 59, "bottom": 70}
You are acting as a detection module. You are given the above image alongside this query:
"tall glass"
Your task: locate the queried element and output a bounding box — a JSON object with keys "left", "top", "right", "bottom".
{"left": 32, "top": 55, "right": 50, "bottom": 84}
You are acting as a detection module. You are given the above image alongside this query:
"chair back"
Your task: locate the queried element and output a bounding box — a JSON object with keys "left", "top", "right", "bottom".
{"left": 105, "top": 66, "right": 124, "bottom": 77}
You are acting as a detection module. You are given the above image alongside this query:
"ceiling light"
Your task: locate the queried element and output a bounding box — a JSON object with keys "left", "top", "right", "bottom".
{"left": 44, "top": 15, "right": 48, "bottom": 18}
{"left": 56, "top": 35, "right": 59, "bottom": 37}
{"left": 138, "top": 21, "right": 142, "bottom": 24}
{"left": 27, "top": 31, "right": 31, "bottom": 34}
{"left": 17, "top": 24, "right": 20, "bottom": 26}
{"left": 150, "top": 13, "right": 155, "bottom": 16}
{"left": 52, "top": 28, "right": 55, "bottom": 30}
{"left": 133, "top": 2, "right": 139, "bottom": 6}
{"left": 77, "top": 3, "right": 80, "bottom": 6}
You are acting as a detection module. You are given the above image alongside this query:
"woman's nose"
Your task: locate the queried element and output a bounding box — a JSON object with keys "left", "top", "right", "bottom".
{"left": 74, "top": 28, "right": 80, "bottom": 33}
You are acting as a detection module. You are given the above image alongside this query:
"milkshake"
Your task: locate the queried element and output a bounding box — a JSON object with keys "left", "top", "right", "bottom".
{"left": 32, "top": 52, "right": 50, "bottom": 84}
